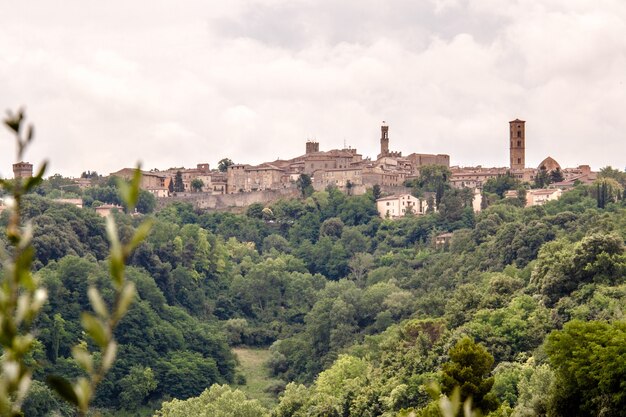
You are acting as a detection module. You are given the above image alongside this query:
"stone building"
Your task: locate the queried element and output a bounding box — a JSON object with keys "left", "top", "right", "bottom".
{"left": 406, "top": 153, "right": 450, "bottom": 173}
{"left": 13, "top": 161, "right": 33, "bottom": 178}
{"left": 450, "top": 166, "right": 509, "bottom": 189}
{"left": 110, "top": 168, "right": 168, "bottom": 191}
{"left": 377, "top": 122, "right": 402, "bottom": 159}
{"left": 510, "top": 119, "right": 526, "bottom": 170}
{"left": 312, "top": 167, "right": 363, "bottom": 191}
{"left": 301, "top": 149, "right": 362, "bottom": 175}
{"left": 227, "top": 163, "right": 287, "bottom": 193}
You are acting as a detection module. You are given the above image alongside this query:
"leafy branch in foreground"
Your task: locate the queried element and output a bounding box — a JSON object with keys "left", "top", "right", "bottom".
{"left": 0, "top": 109, "right": 152, "bottom": 417}
{"left": 47, "top": 168, "right": 153, "bottom": 416}
{"left": 0, "top": 109, "right": 48, "bottom": 416}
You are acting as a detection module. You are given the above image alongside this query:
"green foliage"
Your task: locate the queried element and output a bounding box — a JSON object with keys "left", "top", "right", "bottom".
{"left": 441, "top": 337, "right": 499, "bottom": 415}
{"left": 532, "top": 233, "right": 626, "bottom": 306}
{"left": 483, "top": 174, "right": 521, "bottom": 198}
{"left": 191, "top": 178, "right": 205, "bottom": 192}
{"left": 119, "top": 366, "right": 157, "bottom": 410}
{"left": 218, "top": 158, "right": 234, "bottom": 173}
{"left": 21, "top": 380, "right": 74, "bottom": 417}
{"left": 465, "top": 295, "right": 551, "bottom": 362}
{"left": 0, "top": 110, "right": 49, "bottom": 415}
{"left": 155, "top": 384, "right": 269, "bottom": 417}
{"left": 296, "top": 174, "right": 313, "bottom": 198}
{"left": 546, "top": 320, "right": 626, "bottom": 416}
{"left": 174, "top": 171, "right": 184, "bottom": 193}
{"left": 4, "top": 113, "right": 626, "bottom": 416}
{"left": 598, "top": 166, "right": 626, "bottom": 187}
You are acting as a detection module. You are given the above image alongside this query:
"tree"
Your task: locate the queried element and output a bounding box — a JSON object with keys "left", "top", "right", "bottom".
{"left": 191, "top": 178, "right": 204, "bottom": 193}
{"left": 81, "top": 170, "right": 100, "bottom": 179}
{"left": 346, "top": 180, "right": 354, "bottom": 196}
{"left": 296, "top": 174, "right": 313, "bottom": 198}
{"left": 320, "top": 217, "right": 344, "bottom": 238}
{"left": 218, "top": 158, "right": 234, "bottom": 172}
{"left": 1, "top": 109, "right": 152, "bottom": 416}
{"left": 483, "top": 173, "right": 521, "bottom": 198}
{"left": 136, "top": 189, "right": 157, "bottom": 213}
{"left": 594, "top": 177, "right": 622, "bottom": 208}
{"left": 533, "top": 167, "right": 549, "bottom": 188}
{"left": 119, "top": 366, "right": 157, "bottom": 410}
{"left": 156, "top": 384, "right": 269, "bottom": 417}
{"left": 549, "top": 167, "right": 564, "bottom": 184}
{"left": 441, "top": 337, "right": 499, "bottom": 415}
{"left": 372, "top": 184, "right": 382, "bottom": 200}
{"left": 246, "top": 202, "right": 264, "bottom": 219}
{"left": 598, "top": 165, "right": 626, "bottom": 187}
{"left": 174, "top": 171, "right": 185, "bottom": 192}
{"left": 418, "top": 165, "right": 452, "bottom": 192}
{"left": 546, "top": 320, "right": 626, "bottom": 417}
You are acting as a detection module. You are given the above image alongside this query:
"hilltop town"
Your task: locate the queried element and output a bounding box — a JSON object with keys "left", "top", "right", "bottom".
{"left": 5, "top": 119, "right": 598, "bottom": 217}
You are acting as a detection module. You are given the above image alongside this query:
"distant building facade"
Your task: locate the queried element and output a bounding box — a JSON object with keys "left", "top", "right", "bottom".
{"left": 13, "top": 162, "right": 33, "bottom": 179}
{"left": 510, "top": 119, "right": 525, "bottom": 170}
{"left": 376, "top": 193, "right": 431, "bottom": 219}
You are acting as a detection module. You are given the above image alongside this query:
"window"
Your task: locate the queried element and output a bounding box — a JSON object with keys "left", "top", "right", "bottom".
{"left": 517, "top": 131, "right": 522, "bottom": 138}
{"left": 517, "top": 140, "right": 521, "bottom": 147}
{"left": 517, "top": 158, "right": 521, "bottom": 164}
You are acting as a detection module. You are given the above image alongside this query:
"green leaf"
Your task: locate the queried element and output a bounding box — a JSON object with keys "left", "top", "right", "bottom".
{"left": 101, "top": 341, "right": 118, "bottom": 373}
{"left": 127, "top": 219, "right": 154, "bottom": 253}
{"left": 118, "top": 166, "right": 142, "bottom": 212}
{"left": 3, "top": 109, "right": 23, "bottom": 134}
{"left": 113, "top": 282, "right": 136, "bottom": 322}
{"left": 47, "top": 375, "right": 79, "bottom": 406}
{"left": 72, "top": 346, "right": 93, "bottom": 374}
{"left": 80, "top": 313, "right": 108, "bottom": 348}
{"left": 26, "top": 124, "right": 34, "bottom": 142}
{"left": 106, "top": 216, "right": 124, "bottom": 287}
{"left": 23, "top": 161, "right": 47, "bottom": 192}
{"left": 87, "top": 287, "right": 108, "bottom": 319}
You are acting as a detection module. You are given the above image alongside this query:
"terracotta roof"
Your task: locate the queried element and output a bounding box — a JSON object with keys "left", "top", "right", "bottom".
{"left": 376, "top": 194, "right": 414, "bottom": 202}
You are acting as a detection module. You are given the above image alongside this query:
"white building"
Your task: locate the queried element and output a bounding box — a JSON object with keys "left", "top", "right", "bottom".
{"left": 376, "top": 194, "right": 431, "bottom": 219}
{"left": 505, "top": 188, "right": 563, "bottom": 207}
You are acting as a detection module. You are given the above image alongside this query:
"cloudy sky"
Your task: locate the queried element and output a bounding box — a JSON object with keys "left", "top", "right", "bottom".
{"left": 1, "top": 0, "right": 625, "bottom": 177}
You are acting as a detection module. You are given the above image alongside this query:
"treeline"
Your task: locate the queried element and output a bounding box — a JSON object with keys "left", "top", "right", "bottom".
{"left": 1, "top": 167, "right": 625, "bottom": 416}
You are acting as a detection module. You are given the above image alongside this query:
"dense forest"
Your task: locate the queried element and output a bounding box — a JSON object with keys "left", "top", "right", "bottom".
{"left": 1, "top": 166, "right": 626, "bottom": 417}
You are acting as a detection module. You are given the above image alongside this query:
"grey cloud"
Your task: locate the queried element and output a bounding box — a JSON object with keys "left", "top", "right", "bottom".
{"left": 1, "top": 0, "right": 625, "bottom": 177}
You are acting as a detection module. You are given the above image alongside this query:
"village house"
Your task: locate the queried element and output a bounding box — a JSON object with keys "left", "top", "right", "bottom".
{"left": 227, "top": 163, "right": 287, "bottom": 193}
{"left": 504, "top": 188, "right": 563, "bottom": 206}
{"left": 73, "top": 177, "right": 93, "bottom": 189}
{"left": 94, "top": 204, "right": 124, "bottom": 217}
{"left": 450, "top": 166, "right": 509, "bottom": 189}
{"left": 312, "top": 167, "right": 363, "bottom": 191}
{"left": 435, "top": 232, "right": 454, "bottom": 248}
{"left": 376, "top": 193, "right": 431, "bottom": 219}
{"left": 110, "top": 168, "right": 168, "bottom": 191}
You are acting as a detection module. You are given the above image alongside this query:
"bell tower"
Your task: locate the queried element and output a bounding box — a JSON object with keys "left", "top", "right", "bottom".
{"left": 509, "top": 119, "right": 525, "bottom": 170}
{"left": 380, "top": 121, "right": 389, "bottom": 157}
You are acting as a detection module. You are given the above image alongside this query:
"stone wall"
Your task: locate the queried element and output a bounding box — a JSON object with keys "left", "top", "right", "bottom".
{"left": 156, "top": 185, "right": 411, "bottom": 212}
{"left": 157, "top": 188, "right": 300, "bottom": 211}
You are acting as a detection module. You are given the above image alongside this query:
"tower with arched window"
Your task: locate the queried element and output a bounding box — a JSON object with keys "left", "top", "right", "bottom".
{"left": 509, "top": 119, "right": 525, "bottom": 170}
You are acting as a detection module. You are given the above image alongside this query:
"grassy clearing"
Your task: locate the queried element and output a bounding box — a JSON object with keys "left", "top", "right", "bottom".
{"left": 232, "top": 347, "right": 284, "bottom": 408}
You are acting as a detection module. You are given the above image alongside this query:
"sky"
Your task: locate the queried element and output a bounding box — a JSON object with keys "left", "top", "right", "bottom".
{"left": 1, "top": 0, "right": 625, "bottom": 178}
